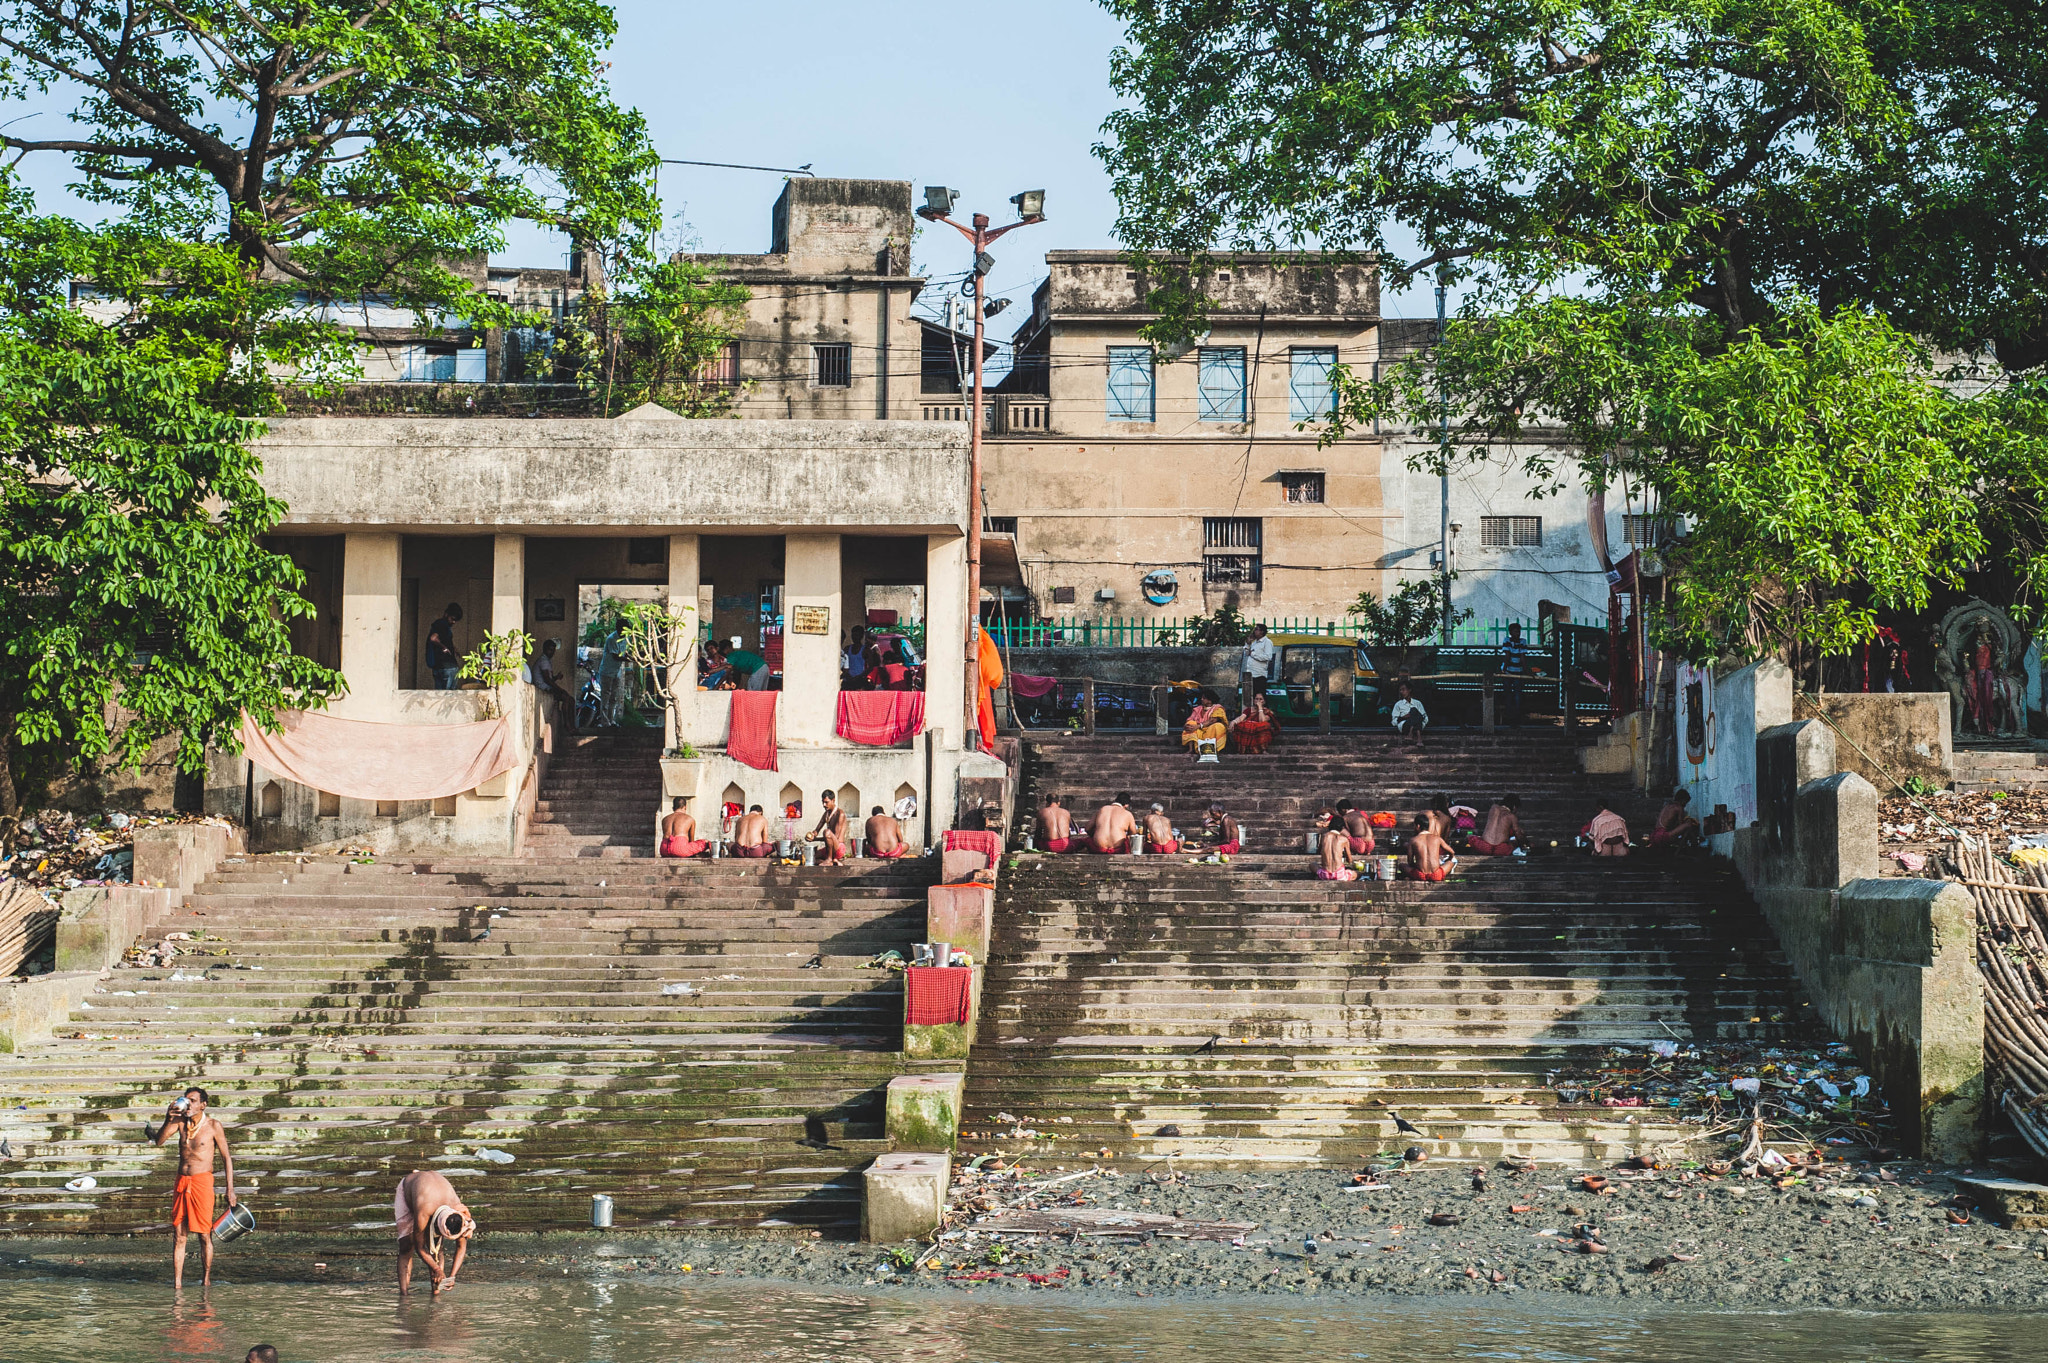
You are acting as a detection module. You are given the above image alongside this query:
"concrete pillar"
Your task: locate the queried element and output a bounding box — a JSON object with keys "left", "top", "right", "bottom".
{"left": 338, "top": 532, "right": 401, "bottom": 718}
{"left": 782, "top": 533, "right": 841, "bottom": 747}
{"left": 862, "top": 1151, "right": 951, "bottom": 1243}
{"left": 926, "top": 534, "right": 968, "bottom": 751}
{"left": 885, "top": 1073, "right": 966, "bottom": 1151}
{"left": 667, "top": 534, "right": 701, "bottom": 751}
{"left": 490, "top": 534, "right": 524, "bottom": 637}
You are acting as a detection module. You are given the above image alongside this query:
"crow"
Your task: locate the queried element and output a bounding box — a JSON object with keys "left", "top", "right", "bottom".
{"left": 1391, "top": 1111, "right": 1425, "bottom": 1137}
{"left": 1193, "top": 1036, "right": 1218, "bottom": 1055}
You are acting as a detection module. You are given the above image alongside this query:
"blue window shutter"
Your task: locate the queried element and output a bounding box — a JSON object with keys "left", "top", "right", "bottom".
{"left": 1106, "top": 346, "right": 1155, "bottom": 421}
{"left": 1289, "top": 347, "right": 1337, "bottom": 421}
{"left": 1198, "top": 347, "right": 1247, "bottom": 422}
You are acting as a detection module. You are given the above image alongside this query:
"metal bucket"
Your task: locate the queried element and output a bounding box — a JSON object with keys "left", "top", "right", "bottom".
{"left": 1021, "top": 832, "right": 1034, "bottom": 851}
{"left": 802, "top": 840, "right": 818, "bottom": 866}
{"left": 1305, "top": 831, "right": 1321, "bottom": 854}
{"left": 1380, "top": 855, "right": 1399, "bottom": 881}
{"left": 211, "top": 1202, "right": 256, "bottom": 1244}
{"left": 591, "top": 1193, "right": 614, "bottom": 1229}
{"left": 777, "top": 839, "right": 792, "bottom": 859}
{"left": 1128, "top": 831, "right": 1145, "bottom": 856}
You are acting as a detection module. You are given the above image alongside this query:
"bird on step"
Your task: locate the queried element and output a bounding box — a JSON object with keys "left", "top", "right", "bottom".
{"left": 1391, "top": 1111, "right": 1426, "bottom": 1138}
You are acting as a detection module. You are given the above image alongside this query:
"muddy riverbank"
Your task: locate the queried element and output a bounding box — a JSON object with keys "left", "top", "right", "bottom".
{"left": 8, "top": 1160, "right": 2048, "bottom": 1312}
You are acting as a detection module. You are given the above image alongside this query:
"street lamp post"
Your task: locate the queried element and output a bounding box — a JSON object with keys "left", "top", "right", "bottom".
{"left": 917, "top": 186, "right": 1046, "bottom": 751}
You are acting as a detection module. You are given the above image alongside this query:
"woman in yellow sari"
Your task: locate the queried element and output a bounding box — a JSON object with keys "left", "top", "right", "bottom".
{"left": 1180, "top": 690, "right": 1229, "bottom": 755}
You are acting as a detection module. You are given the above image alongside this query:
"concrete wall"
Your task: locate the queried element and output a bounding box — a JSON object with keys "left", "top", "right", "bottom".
{"left": 255, "top": 417, "right": 971, "bottom": 534}
{"left": 1687, "top": 659, "right": 1793, "bottom": 856}
{"left": 1793, "top": 692, "right": 1954, "bottom": 793}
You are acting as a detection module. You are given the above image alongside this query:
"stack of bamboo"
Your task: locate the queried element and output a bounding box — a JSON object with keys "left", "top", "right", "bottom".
{"left": 1952, "top": 838, "right": 2048, "bottom": 1158}
{"left": 0, "top": 878, "right": 58, "bottom": 977}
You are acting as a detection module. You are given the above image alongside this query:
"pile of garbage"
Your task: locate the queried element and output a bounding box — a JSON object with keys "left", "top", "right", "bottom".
{"left": 1, "top": 810, "right": 224, "bottom": 893}
{"left": 123, "top": 928, "right": 233, "bottom": 970}
{"left": 1544, "top": 1040, "right": 1893, "bottom": 1150}
{"left": 1880, "top": 788, "right": 2048, "bottom": 874}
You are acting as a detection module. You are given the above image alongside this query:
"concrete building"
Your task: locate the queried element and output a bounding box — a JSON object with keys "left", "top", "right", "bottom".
{"left": 985, "top": 252, "right": 1385, "bottom": 621}
{"left": 219, "top": 411, "right": 977, "bottom": 856}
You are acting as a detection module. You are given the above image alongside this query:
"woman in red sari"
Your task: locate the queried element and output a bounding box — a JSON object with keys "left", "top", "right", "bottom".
{"left": 1230, "top": 692, "right": 1278, "bottom": 754}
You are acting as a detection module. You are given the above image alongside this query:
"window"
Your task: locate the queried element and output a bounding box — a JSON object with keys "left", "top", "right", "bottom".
{"left": 1052, "top": 586, "right": 1077, "bottom": 605}
{"left": 1106, "top": 346, "right": 1155, "bottom": 421}
{"left": 1288, "top": 347, "right": 1338, "bottom": 421}
{"left": 983, "top": 516, "right": 1018, "bottom": 535}
{"left": 1280, "top": 471, "right": 1325, "bottom": 504}
{"left": 1202, "top": 517, "right": 1262, "bottom": 586}
{"left": 921, "top": 326, "right": 962, "bottom": 393}
{"left": 812, "top": 342, "right": 852, "bottom": 388}
{"left": 1624, "top": 514, "right": 1675, "bottom": 546}
{"left": 696, "top": 340, "right": 739, "bottom": 386}
{"left": 399, "top": 344, "right": 456, "bottom": 382}
{"left": 1480, "top": 515, "right": 1543, "bottom": 547}
{"left": 1198, "top": 347, "right": 1248, "bottom": 422}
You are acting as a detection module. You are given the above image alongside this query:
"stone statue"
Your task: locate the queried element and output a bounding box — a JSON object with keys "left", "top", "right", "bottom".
{"left": 1937, "top": 599, "right": 2031, "bottom": 738}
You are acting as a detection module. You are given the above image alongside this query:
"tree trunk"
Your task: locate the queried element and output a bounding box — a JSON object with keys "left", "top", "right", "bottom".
{"left": 0, "top": 719, "right": 18, "bottom": 821}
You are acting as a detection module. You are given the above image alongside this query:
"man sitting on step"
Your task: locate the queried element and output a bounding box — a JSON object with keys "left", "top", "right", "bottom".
{"left": 1203, "top": 801, "right": 1241, "bottom": 855}
{"left": 395, "top": 1168, "right": 475, "bottom": 1296}
{"left": 1316, "top": 822, "right": 1358, "bottom": 880}
{"left": 659, "top": 797, "right": 709, "bottom": 859}
{"left": 1142, "top": 802, "right": 1180, "bottom": 854}
{"left": 1467, "top": 794, "right": 1522, "bottom": 855}
{"left": 1339, "top": 798, "right": 1376, "bottom": 858}
{"left": 1088, "top": 794, "right": 1137, "bottom": 853}
{"left": 1646, "top": 788, "right": 1701, "bottom": 850}
{"left": 809, "top": 790, "right": 850, "bottom": 866}
{"left": 731, "top": 804, "right": 776, "bottom": 858}
{"left": 1035, "top": 794, "right": 1074, "bottom": 853}
{"left": 866, "top": 806, "right": 911, "bottom": 859}
{"left": 1582, "top": 797, "right": 1631, "bottom": 857}
{"left": 1405, "top": 814, "right": 1454, "bottom": 881}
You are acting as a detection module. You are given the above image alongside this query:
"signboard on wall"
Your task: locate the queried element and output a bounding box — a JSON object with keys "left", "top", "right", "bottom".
{"left": 789, "top": 605, "right": 831, "bottom": 636}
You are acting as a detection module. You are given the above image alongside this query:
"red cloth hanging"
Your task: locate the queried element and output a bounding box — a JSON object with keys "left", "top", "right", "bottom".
{"left": 905, "top": 965, "right": 973, "bottom": 1026}
{"left": 942, "top": 829, "right": 1003, "bottom": 861}
{"left": 1009, "top": 673, "right": 1060, "bottom": 699}
{"left": 835, "top": 690, "right": 926, "bottom": 746}
{"left": 727, "top": 690, "right": 778, "bottom": 771}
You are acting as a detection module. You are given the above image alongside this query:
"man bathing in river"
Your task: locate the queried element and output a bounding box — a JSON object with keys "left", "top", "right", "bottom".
{"left": 866, "top": 806, "right": 910, "bottom": 859}
{"left": 1035, "top": 795, "right": 1074, "bottom": 853}
{"left": 395, "top": 1168, "right": 475, "bottom": 1296}
{"left": 153, "top": 1086, "right": 236, "bottom": 1290}
{"left": 731, "top": 804, "right": 774, "bottom": 858}
{"left": 1142, "top": 803, "right": 1179, "bottom": 854}
{"left": 1089, "top": 794, "right": 1136, "bottom": 853}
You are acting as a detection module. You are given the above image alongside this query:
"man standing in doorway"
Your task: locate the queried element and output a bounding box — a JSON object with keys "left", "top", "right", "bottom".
{"left": 426, "top": 603, "right": 464, "bottom": 690}
{"left": 152, "top": 1086, "right": 236, "bottom": 1290}
{"left": 1240, "top": 623, "right": 1276, "bottom": 701}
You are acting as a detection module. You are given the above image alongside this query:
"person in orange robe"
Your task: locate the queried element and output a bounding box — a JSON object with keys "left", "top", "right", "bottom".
{"left": 976, "top": 625, "right": 1004, "bottom": 749}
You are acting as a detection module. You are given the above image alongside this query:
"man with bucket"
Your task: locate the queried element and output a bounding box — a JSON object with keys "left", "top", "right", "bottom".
{"left": 395, "top": 1168, "right": 477, "bottom": 1295}
{"left": 151, "top": 1086, "right": 238, "bottom": 1290}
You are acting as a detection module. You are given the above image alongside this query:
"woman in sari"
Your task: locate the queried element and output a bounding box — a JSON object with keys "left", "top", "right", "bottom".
{"left": 1230, "top": 691, "right": 1278, "bottom": 754}
{"left": 1180, "top": 691, "right": 1229, "bottom": 755}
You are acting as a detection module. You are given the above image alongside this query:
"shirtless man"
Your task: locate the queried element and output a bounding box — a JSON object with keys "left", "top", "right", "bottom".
{"left": 1406, "top": 814, "right": 1454, "bottom": 882}
{"left": 809, "top": 790, "right": 850, "bottom": 865}
{"left": 1647, "top": 789, "right": 1701, "bottom": 850}
{"left": 394, "top": 1168, "right": 476, "bottom": 1296}
{"left": 866, "top": 805, "right": 910, "bottom": 859}
{"left": 1316, "top": 824, "right": 1357, "bottom": 881}
{"left": 1142, "top": 802, "right": 1179, "bottom": 854}
{"left": 152, "top": 1085, "right": 236, "bottom": 1290}
{"left": 1089, "top": 793, "right": 1136, "bottom": 853}
{"left": 659, "top": 797, "right": 708, "bottom": 858}
{"left": 1338, "top": 799, "right": 1376, "bottom": 859}
{"left": 1470, "top": 794, "right": 1521, "bottom": 855}
{"left": 1203, "top": 802, "right": 1241, "bottom": 855}
{"left": 732, "top": 804, "right": 774, "bottom": 858}
{"left": 1036, "top": 795, "right": 1074, "bottom": 853}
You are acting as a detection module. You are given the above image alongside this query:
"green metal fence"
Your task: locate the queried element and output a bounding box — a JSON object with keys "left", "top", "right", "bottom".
{"left": 988, "top": 615, "right": 1602, "bottom": 650}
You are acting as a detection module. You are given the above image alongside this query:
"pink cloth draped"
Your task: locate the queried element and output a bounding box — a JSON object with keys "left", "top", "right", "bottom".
{"left": 728, "top": 690, "right": 778, "bottom": 771}
{"left": 1009, "top": 674, "right": 1060, "bottom": 699}
{"left": 235, "top": 710, "right": 517, "bottom": 801}
{"left": 835, "top": 690, "right": 926, "bottom": 746}
{"left": 942, "top": 829, "right": 1003, "bottom": 861}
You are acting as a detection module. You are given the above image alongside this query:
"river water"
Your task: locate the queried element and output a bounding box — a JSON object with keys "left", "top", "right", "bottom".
{"left": 7, "top": 1276, "right": 2048, "bottom": 1363}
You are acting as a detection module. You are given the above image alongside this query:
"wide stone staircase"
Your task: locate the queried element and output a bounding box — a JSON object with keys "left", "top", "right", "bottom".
{"left": 962, "top": 732, "right": 1814, "bottom": 1165}
{"left": 524, "top": 729, "right": 666, "bottom": 858}
{"left": 0, "top": 853, "right": 936, "bottom": 1235}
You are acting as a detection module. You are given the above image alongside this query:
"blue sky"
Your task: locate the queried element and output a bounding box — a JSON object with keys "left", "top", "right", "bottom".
{"left": 3, "top": 0, "right": 1440, "bottom": 337}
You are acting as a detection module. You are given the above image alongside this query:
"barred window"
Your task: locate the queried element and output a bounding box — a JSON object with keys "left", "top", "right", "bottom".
{"left": 1202, "top": 517, "right": 1262, "bottom": 586}
{"left": 1280, "top": 471, "right": 1325, "bottom": 504}
{"left": 1624, "top": 514, "right": 1675, "bottom": 546}
{"left": 1480, "top": 515, "right": 1543, "bottom": 547}
{"left": 812, "top": 343, "right": 851, "bottom": 388}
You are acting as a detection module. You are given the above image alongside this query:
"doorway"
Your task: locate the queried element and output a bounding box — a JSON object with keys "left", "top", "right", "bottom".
{"left": 576, "top": 583, "right": 666, "bottom": 731}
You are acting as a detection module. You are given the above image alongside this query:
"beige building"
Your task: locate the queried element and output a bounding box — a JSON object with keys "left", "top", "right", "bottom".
{"left": 987, "top": 253, "right": 1385, "bottom": 621}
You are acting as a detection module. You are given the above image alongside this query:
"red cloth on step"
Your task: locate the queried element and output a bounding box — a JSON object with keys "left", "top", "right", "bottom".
{"left": 942, "top": 829, "right": 1003, "bottom": 861}
{"left": 835, "top": 690, "right": 926, "bottom": 746}
{"left": 727, "top": 690, "right": 778, "bottom": 771}
{"left": 905, "top": 965, "right": 973, "bottom": 1026}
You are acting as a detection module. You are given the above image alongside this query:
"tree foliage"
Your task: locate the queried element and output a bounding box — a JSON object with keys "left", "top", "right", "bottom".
{"left": 556, "top": 257, "right": 752, "bottom": 417}
{"left": 1350, "top": 579, "right": 1471, "bottom": 646}
{"left": 0, "top": 176, "right": 343, "bottom": 814}
{"left": 0, "top": 0, "right": 660, "bottom": 315}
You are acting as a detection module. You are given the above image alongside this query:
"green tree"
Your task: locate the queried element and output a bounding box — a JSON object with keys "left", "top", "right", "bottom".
{"left": 0, "top": 0, "right": 659, "bottom": 313}
{"left": 0, "top": 178, "right": 344, "bottom": 816}
{"left": 557, "top": 256, "right": 752, "bottom": 417}
{"left": 1350, "top": 580, "right": 1470, "bottom": 646}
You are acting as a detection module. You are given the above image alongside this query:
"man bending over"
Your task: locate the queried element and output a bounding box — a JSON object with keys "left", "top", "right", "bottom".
{"left": 395, "top": 1169, "right": 475, "bottom": 1296}
{"left": 1647, "top": 789, "right": 1701, "bottom": 849}
{"left": 1036, "top": 795, "right": 1074, "bottom": 853}
{"left": 1142, "top": 803, "right": 1179, "bottom": 854}
{"left": 1089, "top": 794, "right": 1136, "bottom": 853}
{"left": 1203, "top": 802, "right": 1241, "bottom": 855}
{"left": 1584, "top": 798, "right": 1631, "bottom": 857}
{"left": 866, "top": 806, "right": 910, "bottom": 859}
{"left": 1469, "top": 794, "right": 1521, "bottom": 856}
{"left": 1406, "top": 815, "right": 1453, "bottom": 882}
{"left": 732, "top": 805, "right": 775, "bottom": 858}
{"left": 1339, "top": 799, "right": 1376, "bottom": 858}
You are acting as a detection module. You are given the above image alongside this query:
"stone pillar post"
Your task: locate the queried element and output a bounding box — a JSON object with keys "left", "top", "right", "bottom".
{"left": 666, "top": 533, "right": 701, "bottom": 751}
{"left": 781, "top": 533, "right": 841, "bottom": 746}
{"left": 926, "top": 533, "right": 968, "bottom": 742}
{"left": 490, "top": 534, "right": 524, "bottom": 638}
{"left": 337, "top": 532, "right": 401, "bottom": 718}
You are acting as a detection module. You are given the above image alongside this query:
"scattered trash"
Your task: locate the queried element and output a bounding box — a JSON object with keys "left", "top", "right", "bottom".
{"left": 63, "top": 1176, "right": 96, "bottom": 1191}
{"left": 660, "top": 983, "right": 696, "bottom": 996}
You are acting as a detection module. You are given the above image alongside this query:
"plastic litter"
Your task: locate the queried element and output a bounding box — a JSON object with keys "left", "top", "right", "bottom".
{"left": 64, "top": 1176, "right": 96, "bottom": 1191}
{"left": 474, "top": 1149, "right": 516, "bottom": 1164}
